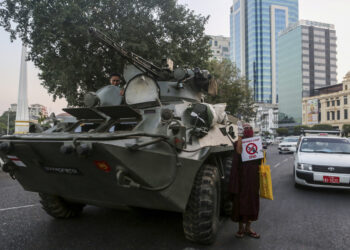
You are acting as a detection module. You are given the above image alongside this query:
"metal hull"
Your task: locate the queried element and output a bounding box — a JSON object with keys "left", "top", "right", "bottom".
{"left": 0, "top": 134, "right": 218, "bottom": 212}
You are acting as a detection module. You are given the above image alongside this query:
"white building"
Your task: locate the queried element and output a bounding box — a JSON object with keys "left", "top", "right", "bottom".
{"left": 252, "top": 103, "right": 279, "bottom": 135}
{"left": 30, "top": 104, "right": 48, "bottom": 118}
{"left": 209, "top": 35, "right": 230, "bottom": 61}
{"left": 10, "top": 103, "right": 48, "bottom": 121}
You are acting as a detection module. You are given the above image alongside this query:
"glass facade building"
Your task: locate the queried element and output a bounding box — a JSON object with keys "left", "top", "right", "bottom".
{"left": 278, "top": 20, "right": 338, "bottom": 124}
{"left": 230, "top": 0, "right": 298, "bottom": 104}
{"left": 278, "top": 25, "right": 303, "bottom": 123}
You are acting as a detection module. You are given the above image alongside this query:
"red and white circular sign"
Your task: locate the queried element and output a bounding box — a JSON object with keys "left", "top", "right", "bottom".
{"left": 246, "top": 143, "right": 258, "bottom": 155}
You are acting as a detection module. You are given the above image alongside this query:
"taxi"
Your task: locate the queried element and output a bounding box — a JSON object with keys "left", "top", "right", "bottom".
{"left": 294, "top": 130, "right": 350, "bottom": 189}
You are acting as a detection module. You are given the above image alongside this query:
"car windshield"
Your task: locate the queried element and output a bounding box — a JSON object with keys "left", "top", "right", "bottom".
{"left": 282, "top": 138, "right": 298, "bottom": 143}
{"left": 300, "top": 138, "right": 350, "bottom": 154}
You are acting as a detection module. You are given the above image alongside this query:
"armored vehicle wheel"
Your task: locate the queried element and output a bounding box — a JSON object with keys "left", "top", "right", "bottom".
{"left": 183, "top": 164, "right": 221, "bottom": 245}
{"left": 221, "top": 157, "right": 233, "bottom": 216}
{"left": 39, "top": 193, "right": 85, "bottom": 219}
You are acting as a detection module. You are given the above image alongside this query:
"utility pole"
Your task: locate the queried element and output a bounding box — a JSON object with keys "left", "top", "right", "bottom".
{"left": 7, "top": 108, "right": 10, "bottom": 135}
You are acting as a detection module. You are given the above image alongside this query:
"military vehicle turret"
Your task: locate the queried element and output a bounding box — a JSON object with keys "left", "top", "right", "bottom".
{"left": 0, "top": 28, "right": 237, "bottom": 244}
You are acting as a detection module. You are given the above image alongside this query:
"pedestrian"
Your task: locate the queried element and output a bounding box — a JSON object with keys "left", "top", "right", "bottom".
{"left": 228, "top": 123, "right": 261, "bottom": 239}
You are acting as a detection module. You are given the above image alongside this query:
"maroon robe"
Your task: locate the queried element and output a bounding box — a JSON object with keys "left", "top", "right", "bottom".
{"left": 228, "top": 141, "right": 261, "bottom": 223}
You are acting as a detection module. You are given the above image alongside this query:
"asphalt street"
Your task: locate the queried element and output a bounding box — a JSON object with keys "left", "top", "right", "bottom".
{"left": 1, "top": 145, "right": 350, "bottom": 250}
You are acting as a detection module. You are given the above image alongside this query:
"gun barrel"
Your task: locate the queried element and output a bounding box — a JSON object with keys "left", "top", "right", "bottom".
{"left": 89, "top": 27, "right": 162, "bottom": 78}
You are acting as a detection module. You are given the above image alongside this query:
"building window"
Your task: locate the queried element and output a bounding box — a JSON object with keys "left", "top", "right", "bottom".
{"left": 332, "top": 111, "right": 335, "bottom": 120}
{"left": 345, "top": 96, "right": 348, "bottom": 105}
{"left": 327, "top": 101, "right": 330, "bottom": 107}
{"left": 337, "top": 110, "right": 340, "bottom": 120}
{"left": 332, "top": 100, "right": 335, "bottom": 106}
{"left": 214, "top": 40, "right": 218, "bottom": 46}
{"left": 327, "top": 111, "right": 330, "bottom": 120}
{"left": 345, "top": 109, "right": 348, "bottom": 120}
{"left": 345, "top": 85, "right": 348, "bottom": 90}
{"left": 337, "top": 99, "right": 340, "bottom": 106}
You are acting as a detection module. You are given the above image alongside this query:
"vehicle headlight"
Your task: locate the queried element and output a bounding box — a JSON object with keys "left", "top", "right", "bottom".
{"left": 297, "top": 163, "right": 313, "bottom": 171}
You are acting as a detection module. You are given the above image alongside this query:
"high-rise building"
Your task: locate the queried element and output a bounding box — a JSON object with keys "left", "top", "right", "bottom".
{"left": 230, "top": 0, "right": 298, "bottom": 103}
{"left": 278, "top": 20, "right": 338, "bottom": 124}
{"left": 208, "top": 35, "right": 230, "bottom": 61}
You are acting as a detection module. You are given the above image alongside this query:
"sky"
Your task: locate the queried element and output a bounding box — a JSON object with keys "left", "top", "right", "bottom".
{"left": 0, "top": 0, "right": 349, "bottom": 115}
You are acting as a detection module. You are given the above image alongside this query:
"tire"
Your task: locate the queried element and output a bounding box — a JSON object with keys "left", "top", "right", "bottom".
{"left": 183, "top": 164, "right": 221, "bottom": 245}
{"left": 221, "top": 157, "right": 232, "bottom": 216}
{"left": 294, "top": 182, "right": 302, "bottom": 189}
{"left": 39, "top": 193, "right": 85, "bottom": 219}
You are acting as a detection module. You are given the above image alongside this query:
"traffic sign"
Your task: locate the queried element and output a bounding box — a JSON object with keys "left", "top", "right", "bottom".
{"left": 241, "top": 137, "right": 263, "bottom": 162}
{"left": 246, "top": 143, "right": 258, "bottom": 155}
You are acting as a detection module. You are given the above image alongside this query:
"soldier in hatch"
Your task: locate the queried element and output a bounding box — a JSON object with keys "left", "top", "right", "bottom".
{"left": 109, "top": 73, "right": 124, "bottom": 96}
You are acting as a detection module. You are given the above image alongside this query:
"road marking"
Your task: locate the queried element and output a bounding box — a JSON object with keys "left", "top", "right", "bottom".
{"left": 0, "top": 204, "right": 39, "bottom": 212}
{"left": 273, "top": 157, "right": 292, "bottom": 168}
{"left": 274, "top": 163, "right": 281, "bottom": 168}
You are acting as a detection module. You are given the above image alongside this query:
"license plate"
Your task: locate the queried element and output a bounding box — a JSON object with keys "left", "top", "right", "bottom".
{"left": 323, "top": 176, "right": 340, "bottom": 184}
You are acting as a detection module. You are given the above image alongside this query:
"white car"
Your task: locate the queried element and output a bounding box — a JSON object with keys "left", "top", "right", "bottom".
{"left": 294, "top": 135, "right": 350, "bottom": 189}
{"left": 266, "top": 138, "right": 273, "bottom": 145}
{"left": 278, "top": 136, "right": 299, "bottom": 154}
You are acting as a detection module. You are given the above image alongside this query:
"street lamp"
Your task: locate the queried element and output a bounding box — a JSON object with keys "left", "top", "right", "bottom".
{"left": 7, "top": 108, "right": 10, "bottom": 135}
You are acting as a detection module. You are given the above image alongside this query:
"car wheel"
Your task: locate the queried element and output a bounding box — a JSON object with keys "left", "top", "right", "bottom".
{"left": 39, "top": 193, "right": 85, "bottom": 219}
{"left": 220, "top": 157, "right": 232, "bottom": 217}
{"left": 183, "top": 164, "right": 220, "bottom": 244}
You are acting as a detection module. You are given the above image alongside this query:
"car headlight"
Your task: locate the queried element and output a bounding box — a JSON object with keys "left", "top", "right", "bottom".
{"left": 297, "top": 163, "right": 313, "bottom": 171}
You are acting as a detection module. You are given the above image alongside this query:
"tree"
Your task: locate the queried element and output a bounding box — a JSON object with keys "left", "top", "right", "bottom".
{"left": 37, "top": 111, "right": 48, "bottom": 125}
{"left": 278, "top": 113, "right": 295, "bottom": 124}
{"left": 262, "top": 131, "right": 270, "bottom": 137}
{"left": 276, "top": 128, "right": 288, "bottom": 136}
{"left": 0, "top": 0, "right": 210, "bottom": 106}
{"left": 342, "top": 124, "right": 350, "bottom": 136}
{"left": 293, "top": 125, "right": 310, "bottom": 135}
{"left": 0, "top": 111, "right": 16, "bottom": 134}
{"left": 311, "top": 124, "right": 334, "bottom": 130}
{"left": 206, "top": 59, "right": 255, "bottom": 121}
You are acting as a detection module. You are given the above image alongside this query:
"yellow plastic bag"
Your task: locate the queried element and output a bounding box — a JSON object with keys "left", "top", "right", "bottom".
{"left": 259, "top": 152, "right": 274, "bottom": 200}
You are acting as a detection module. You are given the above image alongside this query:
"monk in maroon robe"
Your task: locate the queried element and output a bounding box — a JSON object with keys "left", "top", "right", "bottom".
{"left": 228, "top": 124, "right": 261, "bottom": 239}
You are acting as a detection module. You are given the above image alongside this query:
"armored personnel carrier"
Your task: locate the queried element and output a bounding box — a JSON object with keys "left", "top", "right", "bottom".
{"left": 0, "top": 28, "right": 237, "bottom": 244}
